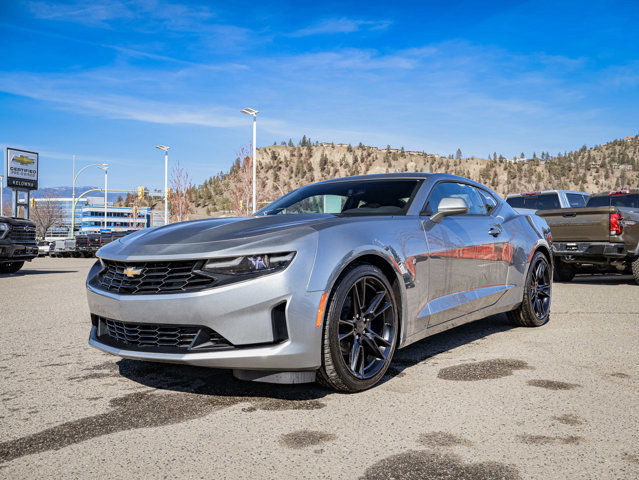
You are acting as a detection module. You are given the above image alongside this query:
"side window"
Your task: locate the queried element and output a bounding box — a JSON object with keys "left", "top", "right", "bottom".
{"left": 566, "top": 193, "right": 586, "bottom": 208}
{"left": 536, "top": 193, "right": 561, "bottom": 210}
{"left": 507, "top": 196, "right": 525, "bottom": 208}
{"left": 423, "top": 182, "right": 487, "bottom": 215}
{"left": 478, "top": 189, "right": 498, "bottom": 213}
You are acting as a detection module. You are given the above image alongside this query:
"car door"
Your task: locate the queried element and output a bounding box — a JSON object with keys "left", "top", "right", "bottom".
{"left": 418, "top": 181, "right": 509, "bottom": 329}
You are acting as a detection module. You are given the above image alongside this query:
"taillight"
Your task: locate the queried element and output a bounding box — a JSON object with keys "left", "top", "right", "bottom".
{"left": 610, "top": 213, "right": 623, "bottom": 235}
{"left": 609, "top": 189, "right": 630, "bottom": 196}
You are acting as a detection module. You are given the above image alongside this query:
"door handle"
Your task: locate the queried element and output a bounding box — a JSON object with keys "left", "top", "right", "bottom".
{"left": 488, "top": 224, "right": 503, "bottom": 237}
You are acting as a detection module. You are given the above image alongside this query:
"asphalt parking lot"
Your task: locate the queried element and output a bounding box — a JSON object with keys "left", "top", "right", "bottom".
{"left": 1, "top": 257, "right": 638, "bottom": 479}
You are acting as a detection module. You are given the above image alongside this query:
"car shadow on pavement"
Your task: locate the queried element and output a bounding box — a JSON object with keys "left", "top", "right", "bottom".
{"left": 117, "top": 313, "right": 516, "bottom": 396}
{"left": 117, "top": 358, "right": 331, "bottom": 401}
{"left": 384, "top": 313, "right": 516, "bottom": 381}
{"left": 0, "top": 269, "right": 77, "bottom": 277}
{"left": 567, "top": 274, "right": 635, "bottom": 285}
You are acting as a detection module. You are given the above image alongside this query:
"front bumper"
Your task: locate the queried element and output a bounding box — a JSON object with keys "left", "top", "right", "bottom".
{"left": 86, "top": 261, "right": 325, "bottom": 371}
{"left": 0, "top": 241, "right": 38, "bottom": 261}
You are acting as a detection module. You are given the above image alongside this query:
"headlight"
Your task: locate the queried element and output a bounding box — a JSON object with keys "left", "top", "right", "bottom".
{"left": 0, "top": 223, "right": 9, "bottom": 240}
{"left": 202, "top": 252, "right": 295, "bottom": 277}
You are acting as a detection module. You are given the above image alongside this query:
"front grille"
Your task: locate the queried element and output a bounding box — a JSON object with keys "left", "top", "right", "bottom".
{"left": 94, "top": 259, "right": 216, "bottom": 295}
{"left": 95, "top": 316, "right": 232, "bottom": 352}
{"left": 9, "top": 225, "right": 36, "bottom": 244}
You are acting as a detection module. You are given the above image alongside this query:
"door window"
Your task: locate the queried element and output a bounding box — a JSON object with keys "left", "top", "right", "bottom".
{"left": 566, "top": 193, "right": 586, "bottom": 208}
{"left": 423, "top": 182, "right": 487, "bottom": 215}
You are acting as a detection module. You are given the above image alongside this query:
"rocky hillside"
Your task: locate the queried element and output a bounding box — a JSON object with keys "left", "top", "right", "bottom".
{"left": 189, "top": 134, "right": 639, "bottom": 217}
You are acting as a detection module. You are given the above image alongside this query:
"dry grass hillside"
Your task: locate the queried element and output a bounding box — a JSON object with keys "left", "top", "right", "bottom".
{"left": 188, "top": 134, "right": 639, "bottom": 218}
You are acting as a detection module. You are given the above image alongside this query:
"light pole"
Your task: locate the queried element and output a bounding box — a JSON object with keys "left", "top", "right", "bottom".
{"left": 0, "top": 174, "right": 4, "bottom": 217}
{"left": 97, "top": 165, "right": 108, "bottom": 229}
{"left": 70, "top": 161, "right": 109, "bottom": 237}
{"left": 155, "top": 145, "right": 170, "bottom": 225}
{"left": 240, "top": 107, "right": 259, "bottom": 213}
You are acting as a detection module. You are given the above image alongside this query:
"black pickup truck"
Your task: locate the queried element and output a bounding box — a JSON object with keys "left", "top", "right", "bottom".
{"left": 0, "top": 216, "right": 38, "bottom": 274}
{"left": 537, "top": 189, "right": 639, "bottom": 283}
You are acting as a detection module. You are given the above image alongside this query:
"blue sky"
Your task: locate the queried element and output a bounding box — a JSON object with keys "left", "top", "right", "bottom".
{"left": 1, "top": 0, "right": 638, "bottom": 191}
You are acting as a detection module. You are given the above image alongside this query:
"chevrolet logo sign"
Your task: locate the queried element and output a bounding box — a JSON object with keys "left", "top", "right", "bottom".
{"left": 123, "top": 267, "right": 142, "bottom": 278}
{"left": 13, "top": 155, "right": 35, "bottom": 165}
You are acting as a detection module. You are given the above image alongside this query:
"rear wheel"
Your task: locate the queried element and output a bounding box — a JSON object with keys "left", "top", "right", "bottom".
{"left": 318, "top": 264, "right": 398, "bottom": 392}
{"left": 554, "top": 258, "right": 575, "bottom": 282}
{"left": 0, "top": 261, "right": 25, "bottom": 274}
{"left": 632, "top": 257, "right": 639, "bottom": 285}
{"left": 508, "top": 252, "right": 551, "bottom": 327}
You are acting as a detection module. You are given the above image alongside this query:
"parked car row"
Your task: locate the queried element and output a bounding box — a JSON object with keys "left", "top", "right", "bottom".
{"left": 506, "top": 189, "right": 639, "bottom": 283}
{"left": 47, "top": 231, "right": 137, "bottom": 258}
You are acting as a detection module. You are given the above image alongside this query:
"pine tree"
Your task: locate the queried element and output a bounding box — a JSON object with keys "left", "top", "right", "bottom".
{"left": 455, "top": 148, "right": 462, "bottom": 160}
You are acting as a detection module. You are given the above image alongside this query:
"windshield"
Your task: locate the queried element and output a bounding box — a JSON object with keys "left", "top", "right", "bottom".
{"left": 506, "top": 193, "right": 560, "bottom": 210}
{"left": 587, "top": 193, "right": 639, "bottom": 209}
{"left": 256, "top": 179, "right": 423, "bottom": 216}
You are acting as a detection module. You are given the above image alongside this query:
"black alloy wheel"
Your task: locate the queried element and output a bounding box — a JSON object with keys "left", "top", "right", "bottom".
{"left": 508, "top": 251, "right": 552, "bottom": 327}
{"left": 530, "top": 258, "right": 551, "bottom": 319}
{"left": 318, "top": 264, "right": 398, "bottom": 392}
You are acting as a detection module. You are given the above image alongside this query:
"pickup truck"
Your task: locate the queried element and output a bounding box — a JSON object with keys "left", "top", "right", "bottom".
{"left": 0, "top": 216, "right": 39, "bottom": 274}
{"left": 537, "top": 189, "right": 639, "bottom": 283}
{"left": 506, "top": 190, "right": 590, "bottom": 213}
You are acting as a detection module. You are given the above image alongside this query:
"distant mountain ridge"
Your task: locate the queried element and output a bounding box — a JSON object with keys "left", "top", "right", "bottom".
{"left": 31, "top": 186, "right": 123, "bottom": 203}
{"left": 187, "top": 133, "right": 639, "bottom": 217}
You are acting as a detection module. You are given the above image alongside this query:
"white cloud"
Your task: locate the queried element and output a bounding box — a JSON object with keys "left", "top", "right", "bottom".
{"left": 290, "top": 18, "right": 392, "bottom": 37}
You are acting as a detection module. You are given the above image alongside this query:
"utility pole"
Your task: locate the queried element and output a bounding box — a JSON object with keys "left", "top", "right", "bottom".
{"left": 240, "top": 107, "right": 259, "bottom": 213}
{"left": 155, "top": 145, "right": 170, "bottom": 225}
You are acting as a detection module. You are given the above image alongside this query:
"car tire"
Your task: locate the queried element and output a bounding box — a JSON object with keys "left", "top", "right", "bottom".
{"left": 0, "top": 261, "right": 25, "bottom": 274}
{"left": 554, "top": 259, "right": 575, "bottom": 282}
{"left": 508, "top": 251, "right": 551, "bottom": 327}
{"left": 632, "top": 257, "right": 639, "bottom": 285}
{"left": 317, "top": 264, "right": 399, "bottom": 392}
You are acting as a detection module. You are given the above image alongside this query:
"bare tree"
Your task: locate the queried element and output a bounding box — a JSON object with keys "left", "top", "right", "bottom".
{"left": 228, "top": 146, "right": 253, "bottom": 216}
{"left": 169, "top": 160, "right": 193, "bottom": 223}
{"left": 30, "top": 191, "right": 63, "bottom": 239}
{"left": 227, "top": 145, "right": 278, "bottom": 216}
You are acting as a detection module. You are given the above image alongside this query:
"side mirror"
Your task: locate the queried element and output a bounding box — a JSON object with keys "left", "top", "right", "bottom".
{"left": 430, "top": 197, "right": 469, "bottom": 223}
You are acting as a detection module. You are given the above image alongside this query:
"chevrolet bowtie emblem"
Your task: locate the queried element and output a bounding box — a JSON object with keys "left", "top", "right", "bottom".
{"left": 123, "top": 267, "right": 142, "bottom": 278}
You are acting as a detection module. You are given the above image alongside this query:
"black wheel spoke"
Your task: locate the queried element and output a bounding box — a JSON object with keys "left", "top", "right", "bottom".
{"left": 349, "top": 338, "right": 362, "bottom": 372}
{"left": 352, "top": 280, "right": 365, "bottom": 315}
{"left": 338, "top": 330, "right": 354, "bottom": 342}
{"left": 366, "top": 328, "right": 391, "bottom": 348}
{"left": 363, "top": 291, "right": 386, "bottom": 317}
{"left": 537, "top": 284, "right": 550, "bottom": 297}
{"left": 362, "top": 334, "right": 385, "bottom": 359}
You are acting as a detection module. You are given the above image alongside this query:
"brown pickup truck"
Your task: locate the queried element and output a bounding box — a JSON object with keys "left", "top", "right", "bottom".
{"left": 537, "top": 189, "right": 639, "bottom": 283}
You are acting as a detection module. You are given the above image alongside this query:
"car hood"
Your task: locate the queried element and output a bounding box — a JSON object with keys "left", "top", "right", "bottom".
{"left": 97, "top": 214, "right": 341, "bottom": 260}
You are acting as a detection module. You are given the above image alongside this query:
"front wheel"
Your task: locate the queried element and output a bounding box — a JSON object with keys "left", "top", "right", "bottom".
{"left": 508, "top": 252, "right": 551, "bottom": 327}
{"left": 0, "top": 261, "right": 25, "bottom": 274}
{"left": 318, "top": 264, "right": 398, "bottom": 392}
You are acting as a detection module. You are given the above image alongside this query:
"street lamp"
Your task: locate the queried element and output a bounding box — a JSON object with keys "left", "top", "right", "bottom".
{"left": 240, "top": 107, "right": 259, "bottom": 214}
{"left": 155, "top": 145, "right": 170, "bottom": 225}
{"left": 70, "top": 159, "right": 109, "bottom": 237}
{"left": 0, "top": 174, "right": 4, "bottom": 217}
{"left": 97, "top": 165, "right": 108, "bottom": 229}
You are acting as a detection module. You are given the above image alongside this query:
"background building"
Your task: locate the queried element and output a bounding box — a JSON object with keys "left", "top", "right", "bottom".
{"left": 80, "top": 205, "right": 151, "bottom": 233}
{"left": 34, "top": 196, "right": 161, "bottom": 238}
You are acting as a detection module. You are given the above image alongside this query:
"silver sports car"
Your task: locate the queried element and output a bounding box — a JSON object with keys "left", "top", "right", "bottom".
{"left": 87, "top": 173, "right": 553, "bottom": 391}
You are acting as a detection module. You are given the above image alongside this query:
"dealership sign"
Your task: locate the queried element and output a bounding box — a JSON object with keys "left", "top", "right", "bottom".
{"left": 6, "top": 148, "right": 39, "bottom": 190}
